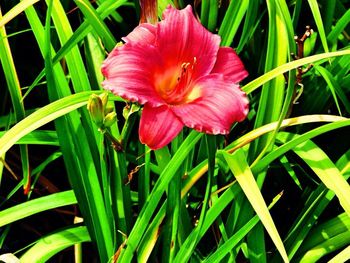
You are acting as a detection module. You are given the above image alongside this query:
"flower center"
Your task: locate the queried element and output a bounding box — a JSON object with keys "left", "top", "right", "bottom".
{"left": 155, "top": 57, "right": 200, "bottom": 105}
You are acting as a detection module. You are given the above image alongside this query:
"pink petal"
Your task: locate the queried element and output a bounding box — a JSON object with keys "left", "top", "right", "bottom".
{"left": 101, "top": 43, "right": 164, "bottom": 106}
{"left": 156, "top": 5, "right": 221, "bottom": 79}
{"left": 172, "top": 74, "right": 249, "bottom": 134}
{"left": 139, "top": 104, "right": 184, "bottom": 149}
{"left": 122, "top": 23, "right": 156, "bottom": 44}
{"left": 211, "top": 47, "right": 248, "bottom": 83}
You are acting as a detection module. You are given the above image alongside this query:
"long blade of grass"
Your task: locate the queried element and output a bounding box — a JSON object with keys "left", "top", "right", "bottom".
{"left": 204, "top": 192, "right": 283, "bottom": 263}
{"left": 327, "top": 8, "right": 350, "bottom": 44}
{"left": 22, "top": 0, "right": 128, "bottom": 100}
{"left": 242, "top": 49, "right": 350, "bottom": 95}
{"left": 236, "top": 1, "right": 260, "bottom": 53}
{"left": 218, "top": 0, "right": 249, "bottom": 47}
{"left": 137, "top": 202, "right": 166, "bottom": 261}
{"left": 0, "top": 0, "right": 39, "bottom": 28}
{"left": 84, "top": 32, "right": 105, "bottom": 89}
{"left": 307, "top": 0, "right": 329, "bottom": 53}
{"left": 225, "top": 115, "right": 346, "bottom": 154}
{"left": 249, "top": 0, "right": 296, "bottom": 167}
{"left": 252, "top": 119, "right": 350, "bottom": 174}
{"left": 328, "top": 245, "right": 350, "bottom": 263}
{"left": 0, "top": 190, "right": 76, "bottom": 227}
{"left": 173, "top": 135, "right": 216, "bottom": 263}
{"left": 0, "top": 130, "right": 58, "bottom": 146}
{"left": 162, "top": 164, "right": 181, "bottom": 261}
{"left": 118, "top": 131, "right": 203, "bottom": 261}
{"left": 322, "top": 1, "right": 336, "bottom": 35}
{"left": 270, "top": 138, "right": 350, "bottom": 261}
{"left": 0, "top": 9, "right": 30, "bottom": 193}
{"left": 43, "top": 5, "right": 114, "bottom": 254}
{"left": 221, "top": 149, "right": 289, "bottom": 262}
{"left": 20, "top": 226, "right": 90, "bottom": 262}
{"left": 314, "top": 65, "right": 350, "bottom": 114}
{"left": 277, "top": 133, "right": 350, "bottom": 216}
{"left": 250, "top": 0, "right": 287, "bottom": 154}
{"left": 0, "top": 91, "right": 110, "bottom": 157}
{"left": 298, "top": 212, "right": 350, "bottom": 255}
{"left": 200, "top": 0, "right": 218, "bottom": 32}
{"left": 299, "top": 231, "right": 350, "bottom": 262}
{"left": 74, "top": 0, "right": 116, "bottom": 51}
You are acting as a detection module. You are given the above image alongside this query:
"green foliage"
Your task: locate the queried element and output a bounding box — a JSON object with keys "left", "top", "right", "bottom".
{"left": 0, "top": 0, "right": 350, "bottom": 262}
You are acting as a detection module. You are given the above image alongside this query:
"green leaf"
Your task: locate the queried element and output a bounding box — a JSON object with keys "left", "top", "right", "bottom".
{"left": 173, "top": 135, "right": 216, "bottom": 263}
{"left": 328, "top": 245, "right": 350, "bottom": 263}
{"left": 242, "top": 50, "right": 350, "bottom": 95}
{"left": 118, "top": 131, "right": 203, "bottom": 261}
{"left": 277, "top": 132, "right": 350, "bottom": 216}
{"left": 0, "top": 91, "right": 109, "bottom": 157}
{"left": 74, "top": 0, "right": 116, "bottom": 51}
{"left": 200, "top": 0, "right": 218, "bottom": 32}
{"left": 0, "top": 0, "right": 39, "bottom": 28}
{"left": 314, "top": 65, "right": 350, "bottom": 114}
{"left": 0, "top": 191, "right": 76, "bottom": 227}
{"left": 0, "top": 131, "right": 59, "bottom": 146}
{"left": 270, "top": 134, "right": 350, "bottom": 262}
{"left": 307, "top": 0, "right": 329, "bottom": 53}
{"left": 298, "top": 212, "right": 350, "bottom": 255}
{"left": 175, "top": 172, "right": 242, "bottom": 261}
{"left": 0, "top": 8, "right": 30, "bottom": 192}
{"left": 20, "top": 226, "right": 90, "bottom": 263}
{"left": 298, "top": 213, "right": 350, "bottom": 262}
{"left": 203, "top": 192, "right": 283, "bottom": 263}
{"left": 218, "top": 0, "right": 249, "bottom": 47}
{"left": 226, "top": 114, "right": 346, "bottom": 154}
{"left": 327, "top": 9, "right": 350, "bottom": 44}
{"left": 221, "top": 149, "right": 289, "bottom": 263}
{"left": 252, "top": 119, "right": 350, "bottom": 175}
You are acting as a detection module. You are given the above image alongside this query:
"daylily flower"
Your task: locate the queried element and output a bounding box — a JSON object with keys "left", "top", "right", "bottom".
{"left": 102, "top": 5, "right": 249, "bottom": 150}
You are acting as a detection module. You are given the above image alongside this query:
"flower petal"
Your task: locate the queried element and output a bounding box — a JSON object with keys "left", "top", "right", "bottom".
{"left": 157, "top": 5, "right": 221, "bottom": 79}
{"left": 139, "top": 104, "right": 184, "bottom": 149}
{"left": 211, "top": 47, "right": 248, "bottom": 83}
{"left": 172, "top": 74, "right": 249, "bottom": 134}
{"left": 122, "top": 23, "right": 156, "bottom": 44}
{"left": 101, "top": 43, "right": 164, "bottom": 106}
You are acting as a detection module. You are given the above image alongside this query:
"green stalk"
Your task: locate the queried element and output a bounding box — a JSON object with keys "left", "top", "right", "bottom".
{"left": 162, "top": 170, "right": 181, "bottom": 262}
{"left": 173, "top": 134, "right": 216, "bottom": 262}
{"left": 0, "top": 8, "right": 30, "bottom": 194}
{"left": 138, "top": 145, "right": 151, "bottom": 211}
{"left": 118, "top": 131, "right": 202, "bottom": 261}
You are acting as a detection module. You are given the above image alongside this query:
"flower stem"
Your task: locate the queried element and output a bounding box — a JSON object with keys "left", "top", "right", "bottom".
{"left": 101, "top": 128, "right": 123, "bottom": 152}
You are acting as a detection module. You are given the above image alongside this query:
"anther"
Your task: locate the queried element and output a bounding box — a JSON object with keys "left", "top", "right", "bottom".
{"left": 192, "top": 57, "right": 197, "bottom": 69}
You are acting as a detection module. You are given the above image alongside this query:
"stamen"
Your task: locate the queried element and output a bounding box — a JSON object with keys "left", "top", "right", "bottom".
{"left": 157, "top": 57, "right": 198, "bottom": 105}
{"left": 192, "top": 57, "right": 197, "bottom": 68}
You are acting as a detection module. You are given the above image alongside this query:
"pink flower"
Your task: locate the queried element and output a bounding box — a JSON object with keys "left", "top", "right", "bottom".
{"left": 102, "top": 5, "right": 249, "bottom": 150}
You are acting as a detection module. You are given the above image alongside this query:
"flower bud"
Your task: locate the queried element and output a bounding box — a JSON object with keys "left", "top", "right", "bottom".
{"left": 104, "top": 106, "right": 114, "bottom": 115}
{"left": 103, "top": 111, "right": 117, "bottom": 127}
{"left": 87, "top": 94, "right": 104, "bottom": 127}
{"left": 99, "top": 92, "right": 109, "bottom": 108}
